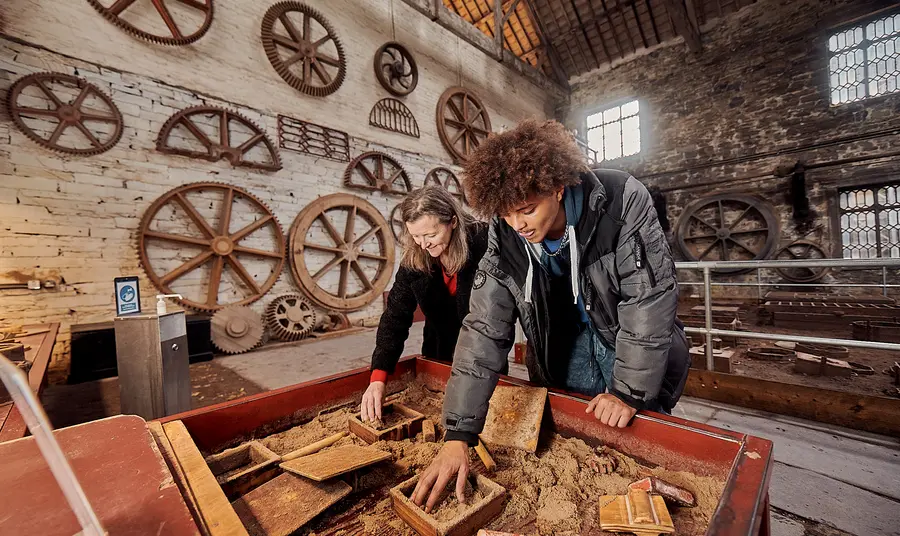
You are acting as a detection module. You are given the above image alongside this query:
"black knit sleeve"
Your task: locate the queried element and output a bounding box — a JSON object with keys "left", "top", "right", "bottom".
{"left": 371, "top": 266, "right": 419, "bottom": 373}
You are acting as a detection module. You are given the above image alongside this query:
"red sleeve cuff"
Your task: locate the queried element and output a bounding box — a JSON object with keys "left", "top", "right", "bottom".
{"left": 370, "top": 369, "right": 388, "bottom": 383}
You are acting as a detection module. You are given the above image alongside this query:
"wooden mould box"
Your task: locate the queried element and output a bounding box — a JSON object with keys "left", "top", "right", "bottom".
{"left": 205, "top": 440, "right": 280, "bottom": 499}
{"left": 348, "top": 401, "right": 425, "bottom": 443}
{"left": 390, "top": 473, "right": 506, "bottom": 536}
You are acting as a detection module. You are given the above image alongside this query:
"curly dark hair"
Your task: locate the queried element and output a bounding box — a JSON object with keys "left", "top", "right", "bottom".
{"left": 461, "top": 119, "right": 588, "bottom": 218}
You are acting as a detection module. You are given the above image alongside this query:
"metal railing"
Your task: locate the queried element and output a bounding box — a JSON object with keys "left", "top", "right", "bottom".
{"left": 675, "top": 258, "right": 900, "bottom": 371}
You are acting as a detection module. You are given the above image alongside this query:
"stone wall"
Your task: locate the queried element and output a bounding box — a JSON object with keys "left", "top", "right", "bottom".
{"left": 563, "top": 0, "right": 900, "bottom": 297}
{"left": 0, "top": 0, "right": 557, "bottom": 378}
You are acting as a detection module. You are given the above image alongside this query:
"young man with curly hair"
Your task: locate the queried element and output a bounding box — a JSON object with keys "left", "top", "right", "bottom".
{"left": 411, "top": 119, "right": 690, "bottom": 510}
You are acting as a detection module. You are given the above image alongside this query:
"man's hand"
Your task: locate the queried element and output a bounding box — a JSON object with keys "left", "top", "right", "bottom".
{"left": 360, "top": 381, "right": 385, "bottom": 423}
{"left": 411, "top": 440, "right": 470, "bottom": 513}
{"left": 586, "top": 393, "right": 637, "bottom": 428}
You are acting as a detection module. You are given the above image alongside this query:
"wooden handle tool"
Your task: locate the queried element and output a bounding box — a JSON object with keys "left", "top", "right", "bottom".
{"left": 474, "top": 439, "right": 496, "bottom": 471}
{"left": 280, "top": 431, "right": 347, "bottom": 462}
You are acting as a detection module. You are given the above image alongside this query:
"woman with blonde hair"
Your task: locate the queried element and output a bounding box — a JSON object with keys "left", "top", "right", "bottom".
{"left": 360, "top": 185, "right": 488, "bottom": 422}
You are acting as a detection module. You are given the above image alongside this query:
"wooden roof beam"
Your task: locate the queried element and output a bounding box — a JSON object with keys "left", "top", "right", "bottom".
{"left": 523, "top": 0, "right": 571, "bottom": 88}
{"left": 661, "top": 0, "right": 702, "bottom": 52}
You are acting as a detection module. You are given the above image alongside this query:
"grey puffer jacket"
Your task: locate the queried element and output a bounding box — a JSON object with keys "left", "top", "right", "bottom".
{"left": 443, "top": 169, "right": 690, "bottom": 444}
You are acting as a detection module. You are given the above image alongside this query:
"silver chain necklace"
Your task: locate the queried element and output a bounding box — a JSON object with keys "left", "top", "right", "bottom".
{"left": 541, "top": 226, "right": 569, "bottom": 257}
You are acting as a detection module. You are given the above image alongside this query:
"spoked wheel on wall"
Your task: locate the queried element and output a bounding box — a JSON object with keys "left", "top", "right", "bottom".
{"left": 774, "top": 240, "right": 831, "bottom": 283}
{"left": 424, "top": 167, "right": 465, "bottom": 203}
{"left": 289, "top": 194, "right": 395, "bottom": 311}
{"left": 436, "top": 87, "right": 491, "bottom": 164}
{"left": 138, "top": 183, "right": 285, "bottom": 311}
{"left": 674, "top": 194, "right": 779, "bottom": 274}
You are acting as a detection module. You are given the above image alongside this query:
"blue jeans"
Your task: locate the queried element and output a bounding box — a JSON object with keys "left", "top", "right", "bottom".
{"left": 563, "top": 324, "right": 616, "bottom": 397}
{"left": 564, "top": 325, "right": 671, "bottom": 414}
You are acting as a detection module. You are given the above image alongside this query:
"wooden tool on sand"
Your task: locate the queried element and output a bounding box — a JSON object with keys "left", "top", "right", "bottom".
{"left": 474, "top": 439, "right": 496, "bottom": 471}
{"left": 280, "top": 431, "right": 347, "bottom": 462}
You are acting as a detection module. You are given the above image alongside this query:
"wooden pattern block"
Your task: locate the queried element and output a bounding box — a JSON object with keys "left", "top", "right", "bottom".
{"left": 390, "top": 473, "right": 506, "bottom": 536}
{"left": 479, "top": 385, "right": 547, "bottom": 453}
{"left": 280, "top": 445, "right": 391, "bottom": 481}
{"left": 348, "top": 402, "right": 425, "bottom": 444}
{"left": 205, "top": 441, "right": 280, "bottom": 500}
{"left": 599, "top": 489, "right": 675, "bottom": 536}
{"left": 231, "top": 473, "right": 351, "bottom": 536}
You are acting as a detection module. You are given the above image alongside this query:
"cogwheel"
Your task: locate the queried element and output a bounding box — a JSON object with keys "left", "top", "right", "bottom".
{"left": 85, "top": 0, "right": 214, "bottom": 46}
{"left": 156, "top": 105, "right": 282, "bottom": 171}
{"left": 7, "top": 72, "right": 124, "bottom": 156}
{"left": 261, "top": 2, "right": 347, "bottom": 97}
{"left": 265, "top": 293, "right": 317, "bottom": 341}
{"left": 211, "top": 306, "right": 264, "bottom": 355}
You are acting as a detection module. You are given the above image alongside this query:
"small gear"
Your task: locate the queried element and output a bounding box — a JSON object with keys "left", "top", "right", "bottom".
{"left": 261, "top": 2, "right": 347, "bottom": 97}
{"left": 321, "top": 310, "right": 351, "bottom": 332}
{"left": 85, "top": 0, "right": 214, "bottom": 46}
{"left": 7, "top": 72, "right": 124, "bottom": 156}
{"left": 211, "top": 306, "right": 264, "bottom": 355}
{"left": 265, "top": 293, "right": 317, "bottom": 341}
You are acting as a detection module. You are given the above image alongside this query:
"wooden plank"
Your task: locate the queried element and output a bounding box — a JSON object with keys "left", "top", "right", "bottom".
{"left": 280, "top": 445, "right": 392, "bottom": 481}
{"left": 150, "top": 420, "right": 210, "bottom": 536}
{"left": 480, "top": 385, "right": 547, "bottom": 453}
{"left": 684, "top": 369, "right": 900, "bottom": 437}
{"left": 231, "top": 473, "right": 351, "bottom": 536}
{"left": 163, "top": 420, "right": 249, "bottom": 536}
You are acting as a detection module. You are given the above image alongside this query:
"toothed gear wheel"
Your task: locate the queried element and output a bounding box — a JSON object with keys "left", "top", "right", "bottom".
{"left": 85, "top": 0, "right": 214, "bottom": 46}
{"left": 212, "top": 306, "right": 264, "bottom": 354}
{"left": 156, "top": 105, "right": 282, "bottom": 171}
{"left": 261, "top": 2, "right": 347, "bottom": 97}
{"left": 7, "top": 72, "right": 124, "bottom": 156}
{"left": 139, "top": 182, "right": 285, "bottom": 312}
{"left": 265, "top": 293, "right": 317, "bottom": 341}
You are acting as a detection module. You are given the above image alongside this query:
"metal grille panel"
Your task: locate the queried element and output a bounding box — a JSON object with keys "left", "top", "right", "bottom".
{"left": 839, "top": 183, "right": 900, "bottom": 259}
{"left": 828, "top": 12, "right": 900, "bottom": 105}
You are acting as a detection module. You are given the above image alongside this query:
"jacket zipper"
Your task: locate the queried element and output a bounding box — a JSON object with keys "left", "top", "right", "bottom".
{"left": 633, "top": 234, "right": 657, "bottom": 287}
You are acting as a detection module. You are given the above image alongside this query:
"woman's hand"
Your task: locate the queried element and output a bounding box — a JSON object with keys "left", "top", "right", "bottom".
{"left": 411, "top": 440, "right": 470, "bottom": 512}
{"left": 360, "top": 381, "right": 386, "bottom": 423}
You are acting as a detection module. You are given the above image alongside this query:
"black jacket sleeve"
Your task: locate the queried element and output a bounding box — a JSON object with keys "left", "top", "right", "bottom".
{"left": 371, "top": 266, "right": 419, "bottom": 373}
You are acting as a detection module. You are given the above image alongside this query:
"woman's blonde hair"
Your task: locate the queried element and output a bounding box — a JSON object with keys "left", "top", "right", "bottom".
{"left": 398, "top": 185, "right": 473, "bottom": 274}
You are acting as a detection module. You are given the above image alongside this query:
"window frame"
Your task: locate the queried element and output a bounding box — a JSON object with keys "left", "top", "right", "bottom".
{"left": 826, "top": 8, "right": 900, "bottom": 106}
{"left": 835, "top": 180, "right": 900, "bottom": 259}
{"left": 581, "top": 98, "right": 643, "bottom": 163}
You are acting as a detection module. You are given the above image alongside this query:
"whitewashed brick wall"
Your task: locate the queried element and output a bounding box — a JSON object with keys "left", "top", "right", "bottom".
{"left": 0, "top": 0, "right": 556, "bottom": 378}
